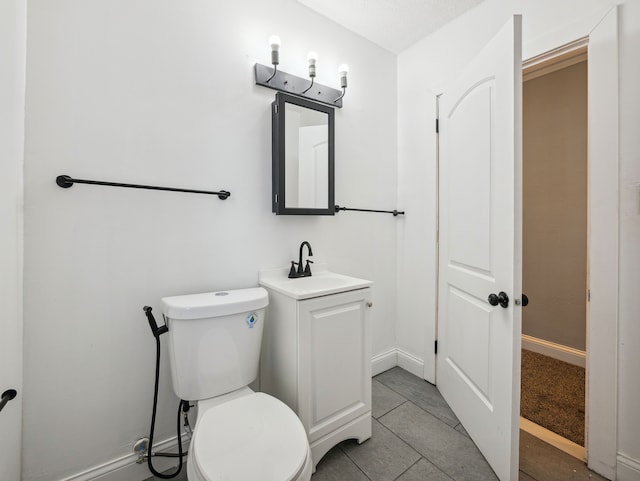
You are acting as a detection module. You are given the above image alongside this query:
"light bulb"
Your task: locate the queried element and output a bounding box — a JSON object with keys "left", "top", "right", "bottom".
{"left": 306, "top": 51, "right": 318, "bottom": 79}
{"left": 269, "top": 35, "right": 281, "bottom": 67}
{"left": 269, "top": 35, "right": 281, "bottom": 51}
{"left": 338, "top": 64, "right": 349, "bottom": 89}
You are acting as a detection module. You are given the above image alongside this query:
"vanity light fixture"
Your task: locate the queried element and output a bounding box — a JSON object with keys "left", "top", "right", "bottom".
{"left": 334, "top": 64, "right": 348, "bottom": 103}
{"left": 266, "top": 35, "right": 281, "bottom": 83}
{"left": 301, "top": 51, "right": 318, "bottom": 94}
{"left": 254, "top": 36, "right": 347, "bottom": 108}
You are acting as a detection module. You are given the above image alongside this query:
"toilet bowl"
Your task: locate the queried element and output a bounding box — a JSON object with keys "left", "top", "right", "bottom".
{"left": 161, "top": 288, "right": 312, "bottom": 481}
{"left": 187, "top": 388, "right": 312, "bottom": 481}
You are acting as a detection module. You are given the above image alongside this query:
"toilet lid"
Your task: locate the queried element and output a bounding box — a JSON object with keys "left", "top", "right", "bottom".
{"left": 192, "top": 392, "right": 309, "bottom": 481}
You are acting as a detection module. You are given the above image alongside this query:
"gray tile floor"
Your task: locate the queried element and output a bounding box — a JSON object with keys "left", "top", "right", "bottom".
{"left": 315, "top": 367, "right": 607, "bottom": 481}
{"left": 146, "top": 367, "right": 608, "bottom": 481}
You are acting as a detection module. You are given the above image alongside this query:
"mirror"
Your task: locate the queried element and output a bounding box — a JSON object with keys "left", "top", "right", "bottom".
{"left": 272, "top": 92, "right": 335, "bottom": 215}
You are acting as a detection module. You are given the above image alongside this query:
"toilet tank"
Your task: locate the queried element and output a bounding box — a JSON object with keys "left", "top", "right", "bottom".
{"left": 161, "top": 287, "right": 268, "bottom": 401}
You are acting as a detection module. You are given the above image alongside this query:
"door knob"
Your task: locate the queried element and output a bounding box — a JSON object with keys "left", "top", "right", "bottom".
{"left": 522, "top": 294, "right": 529, "bottom": 307}
{"left": 488, "top": 291, "right": 509, "bottom": 308}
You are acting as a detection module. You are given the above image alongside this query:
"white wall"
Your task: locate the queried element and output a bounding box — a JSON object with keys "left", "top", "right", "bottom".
{"left": 22, "top": 1, "right": 397, "bottom": 480}
{"left": 397, "top": 0, "right": 640, "bottom": 477}
{"left": 522, "top": 62, "right": 588, "bottom": 351}
{"left": 395, "top": 39, "right": 438, "bottom": 382}
{"left": 0, "top": 0, "right": 25, "bottom": 479}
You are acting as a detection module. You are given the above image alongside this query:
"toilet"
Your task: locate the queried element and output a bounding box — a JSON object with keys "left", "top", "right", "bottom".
{"left": 161, "top": 287, "right": 312, "bottom": 481}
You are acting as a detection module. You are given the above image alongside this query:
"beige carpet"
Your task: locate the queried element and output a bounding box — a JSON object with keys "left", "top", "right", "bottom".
{"left": 520, "top": 349, "right": 585, "bottom": 446}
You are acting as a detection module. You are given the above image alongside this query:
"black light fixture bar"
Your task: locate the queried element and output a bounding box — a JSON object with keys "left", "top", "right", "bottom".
{"left": 254, "top": 63, "right": 343, "bottom": 108}
{"left": 56, "top": 175, "right": 231, "bottom": 200}
{"left": 335, "top": 205, "right": 405, "bottom": 216}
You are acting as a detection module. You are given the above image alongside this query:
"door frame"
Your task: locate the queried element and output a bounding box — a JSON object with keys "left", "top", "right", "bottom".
{"left": 433, "top": 7, "right": 620, "bottom": 479}
{"left": 583, "top": 7, "right": 619, "bottom": 479}
{"left": 520, "top": 39, "right": 588, "bottom": 463}
{"left": 520, "top": 10, "right": 620, "bottom": 478}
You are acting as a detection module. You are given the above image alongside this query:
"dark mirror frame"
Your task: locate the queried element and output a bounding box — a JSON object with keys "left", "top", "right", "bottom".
{"left": 272, "top": 92, "right": 335, "bottom": 216}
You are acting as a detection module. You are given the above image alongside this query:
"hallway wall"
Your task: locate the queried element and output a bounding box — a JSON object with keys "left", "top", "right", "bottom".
{"left": 522, "top": 61, "right": 588, "bottom": 351}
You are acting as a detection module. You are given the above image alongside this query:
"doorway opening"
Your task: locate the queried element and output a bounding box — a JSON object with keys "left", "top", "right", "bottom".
{"left": 520, "top": 44, "right": 588, "bottom": 461}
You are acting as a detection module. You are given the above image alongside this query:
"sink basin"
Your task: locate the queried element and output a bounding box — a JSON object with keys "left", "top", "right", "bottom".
{"left": 259, "top": 266, "right": 372, "bottom": 300}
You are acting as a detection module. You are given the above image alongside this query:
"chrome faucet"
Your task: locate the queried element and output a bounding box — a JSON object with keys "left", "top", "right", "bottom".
{"left": 288, "top": 241, "right": 314, "bottom": 278}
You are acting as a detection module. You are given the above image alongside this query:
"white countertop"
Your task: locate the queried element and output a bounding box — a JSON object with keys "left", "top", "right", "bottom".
{"left": 258, "top": 264, "right": 372, "bottom": 300}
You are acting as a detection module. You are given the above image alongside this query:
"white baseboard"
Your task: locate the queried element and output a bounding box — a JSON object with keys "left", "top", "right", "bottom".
{"left": 396, "top": 349, "right": 425, "bottom": 379}
{"left": 58, "top": 435, "right": 189, "bottom": 481}
{"left": 522, "top": 334, "right": 586, "bottom": 368}
{"left": 371, "top": 349, "right": 397, "bottom": 376}
{"left": 617, "top": 454, "right": 640, "bottom": 481}
{"left": 371, "top": 349, "right": 425, "bottom": 378}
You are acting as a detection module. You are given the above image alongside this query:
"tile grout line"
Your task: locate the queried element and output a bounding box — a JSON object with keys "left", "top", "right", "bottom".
{"left": 375, "top": 370, "right": 501, "bottom": 480}
{"left": 376, "top": 398, "right": 408, "bottom": 417}
{"left": 376, "top": 384, "right": 467, "bottom": 442}
{"left": 372, "top": 399, "right": 428, "bottom": 476}
{"left": 340, "top": 415, "right": 423, "bottom": 481}
{"left": 377, "top": 399, "right": 489, "bottom": 481}
{"left": 337, "top": 444, "right": 373, "bottom": 481}
{"left": 372, "top": 395, "right": 411, "bottom": 421}
{"left": 389, "top": 456, "right": 458, "bottom": 481}
{"left": 373, "top": 407, "right": 462, "bottom": 481}
{"left": 375, "top": 374, "right": 476, "bottom": 467}
{"left": 391, "top": 456, "right": 422, "bottom": 481}
{"left": 374, "top": 372, "right": 461, "bottom": 429}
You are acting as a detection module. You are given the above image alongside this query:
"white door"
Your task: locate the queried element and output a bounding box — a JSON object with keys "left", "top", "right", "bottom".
{"left": 298, "top": 125, "right": 329, "bottom": 209}
{"left": 437, "top": 16, "right": 522, "bottom": 481}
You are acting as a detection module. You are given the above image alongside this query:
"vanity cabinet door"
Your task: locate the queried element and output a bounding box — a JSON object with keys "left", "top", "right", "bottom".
{"left": 297, "top": 288, "right": 372, "bottom": 443}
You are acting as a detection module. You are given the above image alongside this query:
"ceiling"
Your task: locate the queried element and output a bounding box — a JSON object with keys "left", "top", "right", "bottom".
{"left": 297, "top": 0, "right": 485, "bottom": 54}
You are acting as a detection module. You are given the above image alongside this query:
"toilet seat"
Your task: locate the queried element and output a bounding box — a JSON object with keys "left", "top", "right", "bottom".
{"left": 190, "top": 392, "right": 310, "bottom": 481}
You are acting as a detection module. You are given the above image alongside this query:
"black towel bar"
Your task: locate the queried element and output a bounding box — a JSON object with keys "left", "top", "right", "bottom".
{"left": 335, "top": 205, "right": 405, "bottom": 216}
{"left": 56, "top": 175, "right": 230, "bottom": 200}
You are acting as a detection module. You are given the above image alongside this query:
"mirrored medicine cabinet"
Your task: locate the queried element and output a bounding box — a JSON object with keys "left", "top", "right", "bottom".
{"left": 272, "top": 92, "right": 335, "bottom": 215}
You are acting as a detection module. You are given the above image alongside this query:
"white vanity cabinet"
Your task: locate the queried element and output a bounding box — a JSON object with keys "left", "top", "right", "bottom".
{"left": 259, "top": 270, "right": 372, "bottom": 468}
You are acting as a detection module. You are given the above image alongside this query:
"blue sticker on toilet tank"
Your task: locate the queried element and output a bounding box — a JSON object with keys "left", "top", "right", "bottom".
{"left": 246, "top": 313, "right": 258, "bottom": 328}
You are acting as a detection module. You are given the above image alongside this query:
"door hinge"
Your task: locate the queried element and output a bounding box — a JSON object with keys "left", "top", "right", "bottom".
{"left": 434, "top": 340, "right": 438, "bottom": 355}
{"left": 435, "top": 118, "right": 439, "bottom": 134}
{"left": 588, "top": 289, "right": 591, "bottom": 301}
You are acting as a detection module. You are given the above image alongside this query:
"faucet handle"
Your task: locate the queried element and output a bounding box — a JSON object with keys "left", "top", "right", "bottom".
{"left": 288, "top": 261, "right": 299, "bottom": 278}
{"left": 304, "top": 259, "right": 314, "bottom": 276}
